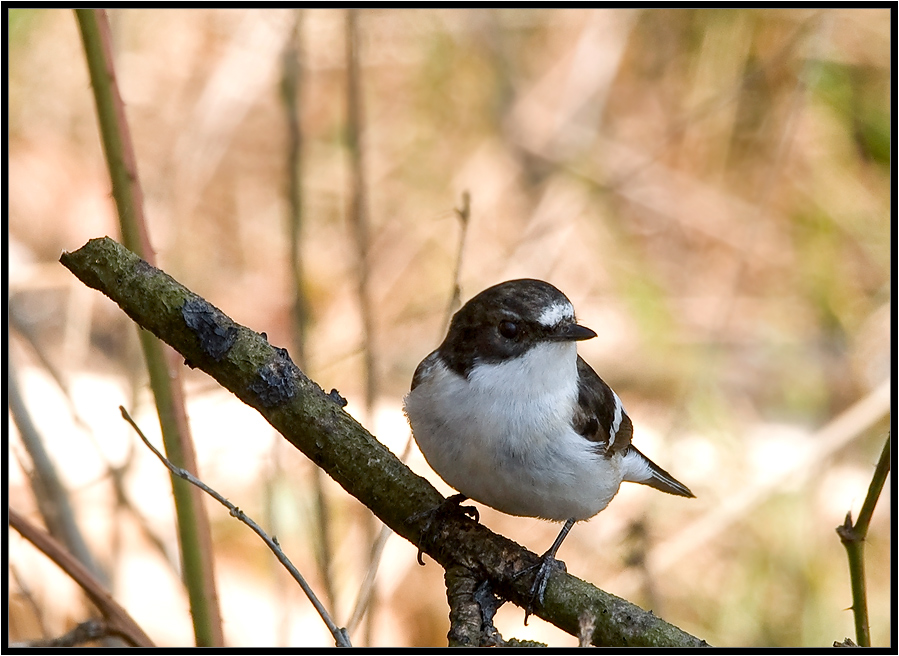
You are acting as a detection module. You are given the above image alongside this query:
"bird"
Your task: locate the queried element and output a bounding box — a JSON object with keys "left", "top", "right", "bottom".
{"left": 403, "top": 278, "right": 693, "bottom": 621}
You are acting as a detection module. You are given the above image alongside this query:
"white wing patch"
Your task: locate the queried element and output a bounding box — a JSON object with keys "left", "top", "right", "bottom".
{"left": 608, "top": 390, "right": 624, "bottom": 446}
{"left": 537, "top": 301, "right": 575, "bottom": 327}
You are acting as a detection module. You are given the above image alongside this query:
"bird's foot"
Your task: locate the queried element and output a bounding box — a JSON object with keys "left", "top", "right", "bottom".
{"left": 514, "top": 552, "right": 567, "bottom": 625}
{"left": 406, "top": 493, "right": 479, "bottom": 565}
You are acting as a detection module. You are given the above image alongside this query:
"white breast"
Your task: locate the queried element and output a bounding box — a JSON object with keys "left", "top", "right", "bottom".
{"left": 404, "top": 343, "right": 625, "bottom": 521}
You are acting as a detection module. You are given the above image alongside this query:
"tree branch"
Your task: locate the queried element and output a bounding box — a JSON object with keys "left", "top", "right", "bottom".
{"left": 59, "top": 236, "right": 708, "bottom": 647}
{"left": 9, "top": 508, "right": 155, "bottom": 648}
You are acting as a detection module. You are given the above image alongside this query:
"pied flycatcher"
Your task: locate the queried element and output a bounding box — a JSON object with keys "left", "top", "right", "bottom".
{"left": 403, "top": 279, "right": 693, "bottom": 619}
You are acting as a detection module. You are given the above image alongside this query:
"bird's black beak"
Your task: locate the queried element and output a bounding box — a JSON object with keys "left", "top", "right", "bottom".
{"left": 549, "top": 321, "right": 596, "bottom": 342}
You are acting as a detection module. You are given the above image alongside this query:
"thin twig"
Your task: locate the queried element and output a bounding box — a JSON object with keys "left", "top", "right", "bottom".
{"left": 279, "top": 8, "right": 337, "bottom": 619}
{"left": 11, "top": 314, "right": 176, "bottom": 579}
{"left": 609, "top": 378, "right": 891, "bottom": 595}
{"left": 852, "top": 433, "right": 891, "bottom": 536}
{"left": 119, "top": 406, "right": 352, "bottom": 648}
{"left": 641, "top": 13, "right": 833, "bottom": 468}
{"left": 346, "top": 185, "right": 471, "bottom": 630}
{"left": 9, "top": 508, "right": 155, "bottom": 647}
{"left": 345, "top": 521, "right": 393, "bottom": 636}
{"left": 9, "top": 562, "right": 49, "bottom": 639}
{"left": 345, "top": 7, "right": 376, "bottom": 419}
{"left": 9, "top": 310, "right": 93, "bottom": 434}
{"left": 835, "top": 433, "right": 890, "bottom": 648}
{"left": 8, "top": 358, "right": 106, "bottom": 585}
{"left": 442, "top": 191, "right": 472, "bottom": 332}
{"left": 345, "top": 9, "right": 380, "bottom": 644}
{"left": 282, "top": 9, "right": 309, "bottom": 372}
{"left": 601, "top": 14, "right": 842, "bottom": 597}
{"left": 74, "top": 8, "right": 223, "bottom": 645}
{"left": 72, "top": 9, "right": 151, "bottom": 259}
{"left": 593, "top": 12, "right": 825, "bottom": 191}
{"left": 351, "top": 193, "right": 473, "bottom": 637}
{"left": 344, "top": 437, "right": 414, "bottom": 636}
{"left": 347, "top": 191, "right": 472, "bottom": 635}
{"left": 11, "top": 619, "right": 130, "bottom": 649}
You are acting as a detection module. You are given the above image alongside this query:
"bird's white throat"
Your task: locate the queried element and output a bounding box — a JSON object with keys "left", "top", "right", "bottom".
{"left": 464, "top": 341, "right": 580, "bottom": 438}
{"left": 470, "top": 341, "right": 577, "bottom": 399}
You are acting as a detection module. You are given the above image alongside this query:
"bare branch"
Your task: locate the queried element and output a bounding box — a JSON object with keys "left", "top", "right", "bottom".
{"left": 835, "top": 433, "right": 890, "bottom": 647}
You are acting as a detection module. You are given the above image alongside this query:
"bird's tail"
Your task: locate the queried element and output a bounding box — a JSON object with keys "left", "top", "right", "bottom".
{"left": 622, "top": 446, "right": 694, "bottom": 498}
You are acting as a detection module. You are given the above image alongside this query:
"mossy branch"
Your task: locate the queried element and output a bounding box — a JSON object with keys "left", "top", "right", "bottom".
{"left": 60, "top": 236, "right": 709, "bottom": 648}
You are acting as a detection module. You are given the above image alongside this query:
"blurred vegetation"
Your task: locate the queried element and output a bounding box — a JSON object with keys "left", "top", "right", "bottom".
{"left": 7, "top": 7, "right": 891, "bottom": 648}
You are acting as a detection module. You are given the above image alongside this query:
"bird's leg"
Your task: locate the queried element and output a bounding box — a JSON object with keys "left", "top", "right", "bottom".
{"left": 406, "top": 493, "right": 480, "bottom": 565}
{"left": 515, "top": 517, "right": 575, "bottom": 624}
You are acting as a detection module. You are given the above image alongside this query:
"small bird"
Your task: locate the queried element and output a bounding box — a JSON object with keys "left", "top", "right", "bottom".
{"left": 403, "top": 279, "right": 693, "bottom": 620}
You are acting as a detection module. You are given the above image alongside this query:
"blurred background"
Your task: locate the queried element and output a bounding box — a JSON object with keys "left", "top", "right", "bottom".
{"left": 6, "top": 7, "right": 891, "bottom": 648}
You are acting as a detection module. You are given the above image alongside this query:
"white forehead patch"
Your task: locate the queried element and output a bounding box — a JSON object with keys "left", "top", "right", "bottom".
{"left": 537, "top": 301, "right": 575, "bottom": 327}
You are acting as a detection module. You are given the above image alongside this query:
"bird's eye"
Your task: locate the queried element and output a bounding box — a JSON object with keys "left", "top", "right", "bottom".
{"left": 498, "top": 320, "right": 519, "bottom": 339}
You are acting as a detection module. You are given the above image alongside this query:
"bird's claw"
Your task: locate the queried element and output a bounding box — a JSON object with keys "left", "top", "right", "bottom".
{"left": 514, "top": 553, "right": 567, "bottom": 624}
{"left": 406, "top": 493, "right": 478, "bottom": 565}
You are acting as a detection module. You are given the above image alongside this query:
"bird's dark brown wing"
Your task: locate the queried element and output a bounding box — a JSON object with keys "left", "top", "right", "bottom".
{"left": 575, "top": 358, "right": 694, "bottom": 497}
{"left": 572, "top": 356, "right": 633, "bottom": 456}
